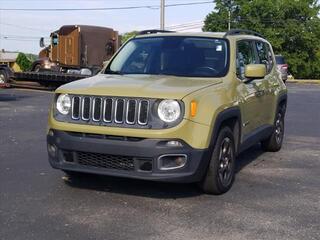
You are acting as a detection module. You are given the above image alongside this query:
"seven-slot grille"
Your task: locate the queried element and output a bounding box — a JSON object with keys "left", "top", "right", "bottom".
{"left": 71, "top": 96, "right": 149, "bottom": 126}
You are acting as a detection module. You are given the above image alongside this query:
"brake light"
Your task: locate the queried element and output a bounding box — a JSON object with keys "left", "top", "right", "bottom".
{"left": 281, "top": 64, "right": 288, "bottom": 70}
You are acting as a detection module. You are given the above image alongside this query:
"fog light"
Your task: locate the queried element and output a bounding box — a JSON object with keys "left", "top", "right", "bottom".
{"left": 48, "top": 130, "right": 54, "bottom": 137}
{"left": 165, "top": 141, "right": 183, "bottom": 147}
{"left": 158, "top": 154, "right": 187, "bottom": 170}
{"left": 47, "top": 143, "right": 57, "bottom": 157}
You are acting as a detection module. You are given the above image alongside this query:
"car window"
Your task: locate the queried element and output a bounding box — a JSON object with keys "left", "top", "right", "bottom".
{"left": 52, "top": 34, "right": 59, "bottom": 46}
{"left": 236, "top": 41, "right": 256, "bottom": 80}
{"left": 107, "top": 37, "right": 229, "bottom": 77}
{"left": 255, "top": 41, "right": 274, "bottom": 74}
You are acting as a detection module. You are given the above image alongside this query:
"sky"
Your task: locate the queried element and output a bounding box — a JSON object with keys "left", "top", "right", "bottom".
{"left": 0, "top": 0, "right": 215, "bottom": 54}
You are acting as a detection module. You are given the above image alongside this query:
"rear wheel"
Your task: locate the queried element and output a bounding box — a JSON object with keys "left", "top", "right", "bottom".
{"left": 199, "top": 126, "right": 236, "bottom": 195}
{"left": 261, "top": 107, "right": 285, "bottom": 152}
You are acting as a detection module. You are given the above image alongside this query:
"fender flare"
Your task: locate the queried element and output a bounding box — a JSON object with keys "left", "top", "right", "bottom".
{"left": 275, "top": 93, "right": 288, "bottom": 119}
{"left": 277, "top": 93, "right": 288, "bottom": 108}
{"left": 209, "top": 106, "right": 242, "bottom": 154}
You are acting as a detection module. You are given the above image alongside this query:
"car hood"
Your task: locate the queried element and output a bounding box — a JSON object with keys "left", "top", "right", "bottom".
{"left": 56, "top": 74, "right": 222, "bottom": 99}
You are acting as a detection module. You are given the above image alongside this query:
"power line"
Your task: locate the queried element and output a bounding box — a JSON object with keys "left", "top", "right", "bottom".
{"left": 167, "top": 23, "right": 204, "bottom": 30}
{"left": 0, "top": 38, "right": 41, "bottom": 42}
{"left": 0, "top": 34, "right": 50, "bottom": 39}
{"left": 0, "top": 1, "right": 214, "bottom": 11}
{"left": 0, "top": 22, "right": 52, "bottom": 32}
{"left": 166, "top": 20, "right": 204, "bottom": 31}
{"left": 166, "top": 21, "right": 203, "bottom": 28}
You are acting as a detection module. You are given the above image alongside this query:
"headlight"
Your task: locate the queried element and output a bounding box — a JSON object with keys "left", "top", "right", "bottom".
{"left": 157, "top": 100, "right": 181, "bottom": 123}
{"left": 56, "top": 94, "right": 71, "bottom": 115}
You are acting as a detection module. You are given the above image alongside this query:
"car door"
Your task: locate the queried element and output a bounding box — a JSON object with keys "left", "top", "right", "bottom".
{"left": 236, "top": 40, "right": 265, "bottom": 137}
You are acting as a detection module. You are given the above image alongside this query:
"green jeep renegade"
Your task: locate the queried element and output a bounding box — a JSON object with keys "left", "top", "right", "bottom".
{"left": 47, "top": 29, "right": 287, "bottom": 194}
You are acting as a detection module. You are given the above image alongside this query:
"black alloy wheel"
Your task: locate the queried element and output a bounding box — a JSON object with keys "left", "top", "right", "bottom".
{"left": 200, "top": 126, "right": 236, "bottom": 195}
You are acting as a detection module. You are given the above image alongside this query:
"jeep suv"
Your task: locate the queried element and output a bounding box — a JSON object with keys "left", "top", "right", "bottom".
{"left": 47, "top": 29, "right": 287, "bottom": 194}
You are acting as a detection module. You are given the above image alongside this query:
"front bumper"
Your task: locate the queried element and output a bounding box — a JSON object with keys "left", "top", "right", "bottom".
{"left": 47, "top": 130, "right": 210, "bottom": 183}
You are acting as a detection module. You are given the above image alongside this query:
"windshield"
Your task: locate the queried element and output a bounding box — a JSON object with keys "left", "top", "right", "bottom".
{"left": 106, "top": 36, "right": 229, "bottom": 77}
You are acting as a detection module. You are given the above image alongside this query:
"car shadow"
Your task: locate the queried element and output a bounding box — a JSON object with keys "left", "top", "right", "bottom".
{"left": 64, "top": 173, "right": 201, "bottom": 199}
{"left": 64, "top": 144, "right": 265, "bottom": 199}
{"left": 235, "top": 143, "right": 265, "bottom": 173}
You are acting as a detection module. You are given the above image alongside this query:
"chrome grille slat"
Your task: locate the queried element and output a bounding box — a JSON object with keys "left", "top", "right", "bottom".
{"left": 115, "top": 99, "right": 125, "bottom": 123}
{"left": 103, "top": 98, "right": 113, "bottom": 122}
{"left": 138, "top": 100, "right": 149, "bottom": 125}
{"left": 72, "top": 95, "right": 149, "bottom": 126}
{"left": 126, "top": 99, "right": 137, "bottom": 124}
{"left": 71, "top": 96, "right": 81, "bottom": 120}
{"left": 92, "top": 98, "right": 102, "bottom": 121}
{"left": 81, "top": 97, "right": 91, "bottom": 121}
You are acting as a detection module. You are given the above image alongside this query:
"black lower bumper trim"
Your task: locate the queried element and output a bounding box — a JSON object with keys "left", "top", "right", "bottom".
{"left": 47, "top": 130, "right": 210, "bottom": 183}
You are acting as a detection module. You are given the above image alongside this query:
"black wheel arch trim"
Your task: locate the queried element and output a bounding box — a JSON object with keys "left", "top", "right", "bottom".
{"left": 276, "top": 93, "right": 288, "bottom": 117}
{"left": 209, "top": 106, "right": 242, "bottom": 155}
{"left": 277, "top": 92, "right": 287, "bottom": 106}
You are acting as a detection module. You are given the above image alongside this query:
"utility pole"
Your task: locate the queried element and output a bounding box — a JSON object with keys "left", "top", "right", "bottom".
{"left": 228, "top": 10, "right": 231, "bottom": 30}
{"left": 227, "top": 0, "right": 232, "bottom": 30}
{"left": 160, "top": 0, "right": 165, "bottom": 30}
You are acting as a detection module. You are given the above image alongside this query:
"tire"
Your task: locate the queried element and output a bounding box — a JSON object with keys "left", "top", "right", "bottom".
{"left": 33, "top": 64, "right": 41, "bottom": 72}
{"left": 199, "top": 126, "right": 236, "bottom": 195}
{"left": 0, "top": 69, "right": 8, "bottom": 84}
{"left": 261, "top": 106, "right": 285, "bottom": 152}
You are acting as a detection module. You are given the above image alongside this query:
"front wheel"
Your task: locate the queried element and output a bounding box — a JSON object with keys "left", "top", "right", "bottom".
{"left": 199, "top": 126, "right": 236, "bottom": 195}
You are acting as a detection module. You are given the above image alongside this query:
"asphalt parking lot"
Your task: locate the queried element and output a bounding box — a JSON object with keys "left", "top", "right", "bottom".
{"left": 0, "top": 83, "right": 319, "bottom": 240}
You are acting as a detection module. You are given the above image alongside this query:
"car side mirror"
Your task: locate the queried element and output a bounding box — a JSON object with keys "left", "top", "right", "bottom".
{"left": 244, "top": 64, "right": 266, "bottom": 79}
{"left": 39, "top": 37, "right": 45, "bottom": 48}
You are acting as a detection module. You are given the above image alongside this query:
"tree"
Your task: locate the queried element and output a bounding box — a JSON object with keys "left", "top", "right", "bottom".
{"left": 121, "top": 31, "right": 139, "bottom": 44}
{"left": 203, "top": 0, "right": 320, "bottom": 79}
{"left": 16, "top": 53, "right": 32, "bottom": 72}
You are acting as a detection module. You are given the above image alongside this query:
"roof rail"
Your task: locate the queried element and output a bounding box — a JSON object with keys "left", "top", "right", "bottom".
{"left": 138, "top": 29, "right": 175, "bottom": 35}
{"left": 223, "top": 29, "right": 264, "bottom": 38}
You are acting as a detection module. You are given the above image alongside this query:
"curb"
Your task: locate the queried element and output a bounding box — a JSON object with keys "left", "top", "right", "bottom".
{"left": 287, "top": 79, "right": 320, "bottom": 84}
